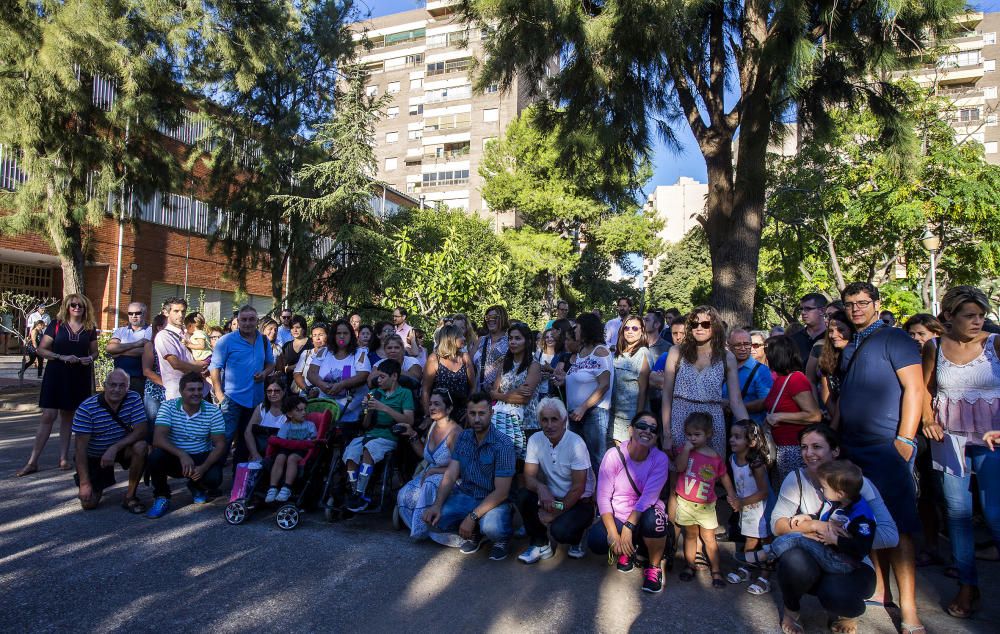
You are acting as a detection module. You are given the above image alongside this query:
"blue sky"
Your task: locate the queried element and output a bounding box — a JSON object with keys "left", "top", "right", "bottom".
{"left": 362, "top": 0, "right": 1000, "bottom": 198}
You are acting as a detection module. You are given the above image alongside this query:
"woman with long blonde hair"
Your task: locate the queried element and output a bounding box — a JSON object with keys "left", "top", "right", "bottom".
{"left": 17, "top": 293, "right": 99, "bottom": 476}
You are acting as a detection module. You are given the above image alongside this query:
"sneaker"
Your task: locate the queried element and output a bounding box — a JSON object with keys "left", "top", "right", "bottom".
{"left": 616, "top": 553, "right": 635, "bottom": 573}
{"left": 146, "top": 497, "right": 170, "bottom": 519}
{"left": 191, "top": 490, "right": 208, "bottom": 504}
{"left": 276, "top": 486, "right": 292, "bottom": 502}
{"left": 642, "top": 565, "right": 664, "bottom": 593}
{"left": 264, "top": 487, "right": 278, "bottom": 503}
{"left": 459, "top": 537, "right": 483, "bottom": 555}
{"left": 518, "top": 543, "right": 554, "bottom": 564}
{"left": 568, "top": 536, "right": 587, "bottom": 559}
{"left": 346, "top": 494, "right": 370, "bottom": 513}
{"left": 489, "top": 540, "right": 510, "bottom": 561}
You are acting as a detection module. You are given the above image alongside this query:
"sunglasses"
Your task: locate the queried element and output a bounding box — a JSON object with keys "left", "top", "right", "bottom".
{"left": 68, "top": 302, "right": 83, "bottom": 309}
{"left": 692, "top": 320, "right": 712, "bottom": 330}
{"left": 633, "top": 421, "right": 658, "bottom": 433}
{"left": 431, "top": 388, "right": 453, "bottom": 406}
{"left": 751, "top": 343, "right": 764, "bottom": 350}
{"left": 128, "top": 311, "right": 143, "bottom": 316}
{"left": 623, "top": 325, "right": 642, "bottom": 332}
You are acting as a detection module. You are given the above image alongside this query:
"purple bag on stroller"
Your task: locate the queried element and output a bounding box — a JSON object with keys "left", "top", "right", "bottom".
{"left": 230, "top": 461, "right": 262, "bottom": 502}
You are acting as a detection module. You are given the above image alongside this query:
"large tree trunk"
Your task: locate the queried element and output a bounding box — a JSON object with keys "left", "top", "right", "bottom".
{"left": 45, "top": 183, "right": 86, "bottom": 297}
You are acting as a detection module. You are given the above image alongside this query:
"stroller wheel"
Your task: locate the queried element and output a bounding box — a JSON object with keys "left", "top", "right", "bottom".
{"left": 276, "top": 504, "right": 299, "bottom": 530}
{"left": 225, "top": 500, "right": 247, "bottom": 525}
{"left": 391, "top": 504, "right": 402, "bottom": 531}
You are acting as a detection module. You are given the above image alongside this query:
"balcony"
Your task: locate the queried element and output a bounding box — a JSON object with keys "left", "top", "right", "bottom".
{"left": 426, "top": 0, "right": 459, "bottom": 17}
{"left": 426, "top": 58, "right": 472, "bottom": 77}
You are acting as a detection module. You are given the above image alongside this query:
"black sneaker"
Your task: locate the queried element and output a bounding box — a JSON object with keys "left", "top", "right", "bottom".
{"left": 488, "top": 540, "right": 509, "bottom": 561}
{"left": 642, "top": 565, "right": 664, "bottom": 593}
{"left": 616, "top": 553, "right": 635, "bottom": 573}
{"left": 459, "top": 538, "right": 483, "bottom": 555}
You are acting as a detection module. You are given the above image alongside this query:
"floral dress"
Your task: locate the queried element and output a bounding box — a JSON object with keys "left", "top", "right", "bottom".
{"left": 491, "top": 364, "right": 538, "bottom": 458}
{"left": 669, "top": 357, "right": 726, "bottom": 456}
{"left": 396, "top": 422, "right": 454, "bottom": 540}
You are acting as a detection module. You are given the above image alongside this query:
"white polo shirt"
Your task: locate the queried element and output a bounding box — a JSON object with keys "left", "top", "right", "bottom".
{"left": 525, "top": 429, "right": 595, "bottom": 499}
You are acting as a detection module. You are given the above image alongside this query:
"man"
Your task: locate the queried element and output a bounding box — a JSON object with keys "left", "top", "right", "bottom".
{"left": 545, "top": 300, "right": 570, "bottom": 330}
{"left": 25, "top": 303, "right": 50, "bottom": 333}
{"left": 209, "top": 305, "right": 274, "bottom": 470}
{"left": 72, "top": 369, "right": 148, "bottom": 512}
{"left": 721, "top": 328, "right": 773, "bottom": 425}
{"left": 424, "top": 393, "right": 515, "bottom": 560}
{"left": 516, "top": 398, "right": 595, "bottom": 564}
{"left": 155, "top": 297, "right": 209, "bottom": 400}
{"left": 879, "top": 309, "right": 896, "bottom": 327}
{"left": 643, "top": 310, "right": 671, "bottom": 359}
{"left": 107, "top": 302, "right": 151, "bottom": 396}
{"left": 660, "top": 308, "right": 681, "bottom": 340}
{"left": 275, "top": 308, "right": 294, "bottom": 346}
{"left": 837, "top": 281, "right": 924, "bottom": 632}
{"left": 146, "top": 372, "right": 227, "bottom": 518}
{"left": 604, "top": 296, "right": 633, "bottom": 347}
{"left": 791, "top": 293, "right": 828, "bottom": 364}
{"left": 392, "top": 306, "right": 417, "bottom": 357}
{"left": 669, "top": 316, "right": 686, "bottom": 345}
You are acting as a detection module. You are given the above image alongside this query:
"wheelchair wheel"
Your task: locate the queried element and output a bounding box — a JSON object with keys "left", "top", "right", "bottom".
{"left": 225, "top": 500, "right": 247, "bottom": 525}
{"left": 276, "top": 504, "right": 299, "bottom": 530}
{"left": 391, "top": 504, "right": 402, "bottom": 531}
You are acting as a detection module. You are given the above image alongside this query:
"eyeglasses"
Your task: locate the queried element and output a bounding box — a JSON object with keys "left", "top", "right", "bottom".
{"left": 623, "top": 325, "right": 642, "bottom": 332}
{"left": 68, "top": 303, "right": 83, "bottom": 309}
{"left": 751, "top": 343, "right": 764, "bottom": 350}
{"left": 799, "top": 306, "right": 819, "bottom": 314}
{"left": 128, "top": 311, "right": 143, "bottom": 316}
{"left": 844, "top": 300, "right": 874, "bottom": 311}
{"left": 729, "top": 342, "right": 751, "bottom": 348}
{"left": 692, "top": 320, "right": 712, "bottom": 330}
{"left": 633, "top": 421, "right": 658, "bottom": 433}
{"left": 281, "top": 315, "right": 292, "bottom": 320}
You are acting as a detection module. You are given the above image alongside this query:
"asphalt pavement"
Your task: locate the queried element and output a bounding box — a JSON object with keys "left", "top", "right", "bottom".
{"left": 0, "top": 378, "right": 996, "bottom": 633}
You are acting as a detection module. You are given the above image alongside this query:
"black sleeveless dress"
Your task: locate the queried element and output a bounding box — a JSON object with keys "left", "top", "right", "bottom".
{"left": 38, "top": 321, "right": 96, "bottom": 410}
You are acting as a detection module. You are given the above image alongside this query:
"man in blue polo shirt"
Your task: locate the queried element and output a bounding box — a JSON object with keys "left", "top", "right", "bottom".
{"left": 209, "top": 304, "right": 274, "bottom": 472}
{"left": 72, "top": 369, "right": 148, "bottom": 512}
{"left": 722, "top": 327, "right": 773, "bottom": 425}
{"left": 146, "top": 371, "right": 227, "bottom": 519}
{"left": 424, "top": 392, "right": 516, "bottom": 561}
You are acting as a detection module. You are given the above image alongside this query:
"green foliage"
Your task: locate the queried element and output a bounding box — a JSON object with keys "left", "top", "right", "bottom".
{"left": 647, "top": 229, "right": 712, "bottom": 313}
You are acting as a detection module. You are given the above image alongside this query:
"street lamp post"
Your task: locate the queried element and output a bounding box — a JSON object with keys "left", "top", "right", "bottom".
{"left": 921, "top": 228, "right": 941, "bottom": 315}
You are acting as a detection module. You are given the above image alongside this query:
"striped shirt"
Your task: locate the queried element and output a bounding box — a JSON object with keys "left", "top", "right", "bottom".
{"left": 155, "top": 398, "right": 225, "bottom": 454}
{"left": 453, "top": 426, "right": 516, "bottom": 500}
{"left": 71, "top": 392, "right": 147, "bottom": 458}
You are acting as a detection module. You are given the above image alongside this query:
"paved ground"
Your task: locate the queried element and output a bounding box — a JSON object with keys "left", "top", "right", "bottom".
{"left": 0, "top": 372, "right": 996, "bottom": 633}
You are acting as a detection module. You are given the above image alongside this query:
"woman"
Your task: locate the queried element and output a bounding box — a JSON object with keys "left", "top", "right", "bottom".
{"left": 369, "top": 321, "right": 393, "bottom": 365}
{"left": 587, "top": 411, "right": 670, "bottom": 593}
{"left": 816, "top": 312, "right": 854, "bottom": 425}
{"left": 557, "top": 312, "right": 613, "bottom": 473}
{"left": 535, "top": 327, "right": 563, "bottom": 398}
{"left": 294, "top": 323, "right": 327, "bottom": 398}
{"left": 227, "top": 314, "right": 239, "bottom": 333}
{"left": 276, "top": 315, "right": 311, "bottom": 383}
{"left": 371, "top": 334, "right": 422, "bottom": 385}
{"left": 474, "top": 305, "right": 509, "bottom": 393}
{"left": 17, "top": 293, "right": 99, "bottom": 476}
{"left": 421, "top": 325, "right": 474, "bottom": 425}
{"left": 358, "top": 324, "right": 375, "bottom": 354}
{"left": 244, "top": 376, "right": 288, "bottom": 460}
{"left": 660, "top": 306, "right": 749, "bottom": 457}
{"left": 143, "top": 314, "right": 168, "bottom": 425}
{"left": 750, "top": 330, "right": 769, "bottom": 366}
{"left": 611, "top": 316, "right": 651, "bottom": 443}
{"left": 450, "top": 313, "right": 476, "bottom": 353}
{"left": 259, "top": 317, "right": 282, "bottom": 360}
{"left": 771, "top": 424, "right": 898, "bottom": 634}
{"left": 306, "top": 320, "right": 370, "bottom": 424}
{"left": 763, "top": 335, "right": 823, "bottom": 485}
{"left": 395, "top": 389, "right": 461, "bottom": 540}
{"left": 489, "top": 323, "right": 542, "bottom": 458}
{"left": 904, "top": 313, "right": 944, "bottom": 349}
{"left": 348, "top": 313, "right": 362, "bottom": 339}
{"left": 921, "top": 285, "right": 1000, "bottom": 619}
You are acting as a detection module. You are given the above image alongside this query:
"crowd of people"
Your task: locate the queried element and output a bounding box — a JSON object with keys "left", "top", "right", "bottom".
{"left": 12, "top": 283, "right": 1000, "bottom": 634}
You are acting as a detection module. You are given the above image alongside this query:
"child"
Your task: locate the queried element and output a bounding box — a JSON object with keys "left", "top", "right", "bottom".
{"left": 18, "top": 320, "right": 46, "bottom": 379}
{"left": 184, "top": 312, "right": 212, "bottom": 361}
{"left": 344, "top": 359, "right": 414, "bottom": 512}
{"left": 265, "top": 395, "right": 317, "bottom": 503}
{"left": 675, "top": 412, "right": 740, "bottom": 588}
{"left": 726, "top": 419, "right": 773, "bottom": 594}
{"left": 738, "top": 460, "right": 876, "bottom": 574}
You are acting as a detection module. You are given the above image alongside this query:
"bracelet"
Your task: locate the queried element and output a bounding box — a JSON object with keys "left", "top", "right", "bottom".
{"left": 896, "top": 435, "right": 918, "bottom": 448}
{"left": 623, "top": 520, "right": 636, "bottom": 531}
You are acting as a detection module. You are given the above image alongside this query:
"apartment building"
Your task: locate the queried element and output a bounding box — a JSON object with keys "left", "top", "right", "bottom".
{"left": 352, "top": 1, "right": 540, "bottom": 229}
{"left": 639, "top": 177, "right": 708, "bottom": 285}
{"left": 894, "top": 11, "right": 1000, "bottom": 162}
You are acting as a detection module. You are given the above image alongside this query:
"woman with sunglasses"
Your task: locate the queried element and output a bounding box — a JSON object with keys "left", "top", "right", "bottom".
{"left": 18, "top": 294, "right": 99, "bottom": 476}
{"left": 749, "top": 330, "right": 769, "bottom": 366}
{"left": 395, "top": 388, "right": 462, "bottom": 540}
{"left": 244, "top": 376, "right": 288, "bottom": 461}
{"left": 611, "top": 316, "right": 652, "bottom": 443}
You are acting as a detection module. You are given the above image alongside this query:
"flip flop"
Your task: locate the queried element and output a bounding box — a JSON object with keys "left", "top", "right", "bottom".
{"left": 16, "top": 464, "right": 38, "bottom": 477}
{"left": 121, "top": 497, "right": 147, "bottom": 515}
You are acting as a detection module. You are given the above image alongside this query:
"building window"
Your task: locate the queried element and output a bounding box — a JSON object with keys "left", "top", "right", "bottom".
{"left": 984, "top": 32, "right": 996, "bottom": 45}
{"left": 386, "top": 131, "right": 399, "bottom": 144}
{"left": 410, "top": 77, "right": 423, "bottom": 90}
{"left": 422, "top": 169, "right": 470, "bottom": 188}
{"left": 425, "top": 85, "right": 471, "bottom": 103}
{"left": 385, "top": 157, "right": 398, "bottom": 171}
{"left": 426, "top": 58, "right": 471, "bottom": 77}
{"left": 365, "top": 85, "right": 378, "bottom": 97}
{"left": 362, "top": 61, "right": 383, "bottom": 74}
{"left": 985, "top": 141, "right": 998, "bottom": 154}
{"left": 405, "top": 53, "right": 424, "bottom": 67}
{"left": 483, "top": 107, "right": 499, "bottom": 122}
{"left": 387, "top": 81, "right": 401, "bottom": 94}
{"left": 387, "top": 106, "right": 400, "bottom": 119}
{"left": 985, "top": 86, "right": 998, "bottom": 99}
{"left": 424, "top": 112, "right": 472, "bottom": 132}
{"left": 939, "top": 51, "right": 981, "bottom": 68}
{"left": 958, "top": 107, "right": 981, "bottom": 122}
{"left": 987, "top": 114, "right": 998, "bottom": 126}
{"left": 408, "top": 103, "right": 423, "bottom": 116}
{"left": 370, "top": 28, "right": 426, "bottom": 49}
{"left": 407, "top": 129, "right": 423, "bottom": 140}
{"left": 484, "top": 83, "right": 499, "bottom": 94}
{"left": 986, "top": 59, "right": 996, "bottom": 73}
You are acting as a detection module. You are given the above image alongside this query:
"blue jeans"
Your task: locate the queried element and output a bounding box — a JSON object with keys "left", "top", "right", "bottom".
{"left": 570, "top": 407, "right": 609, "bottom": 476}
{"left": 940, "top": 443, "right": 1000, "bottom": 586}
{"left": 437, "top": 491, "right": 513, "bottom": 542}
{"left": 220, "top": 399, "right": 255, "bottom": 473}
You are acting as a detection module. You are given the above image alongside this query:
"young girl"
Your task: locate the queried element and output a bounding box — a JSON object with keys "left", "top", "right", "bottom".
{"left": 675, "top": 412, "right": 740, "bottom": 588}
{"left": 490, "top": 323, "right": 541, "bottom": 458}
{"left": 184, "top": 312, "right": 211, "bottom": 361}
{"left": 726, "top": 419, "right": 773, "bottom": 594}
{"left": 265, "top": 395, "right": 317, "bottom": 503}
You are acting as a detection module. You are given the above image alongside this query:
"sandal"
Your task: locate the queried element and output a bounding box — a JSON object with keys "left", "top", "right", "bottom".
{"left": 16, "top": 463, "right": 38, "bottom": 477}
{"left": 679, "top": 565, "right": 696, "bottom": 582}
{"left": 781, "top": 610, "right": 803, "bottom": 634}
{"left": 747, "top": 576, "right": 771, "bottom": 595}
{"left": 900, "top": 623, "right": 926, "bottom": 634}
{"left": 735, "top": 549, "right": 769, "bottom": 565}
{"left": 711, "top": 570, "right": 725, "bottom": 589}
{"left": 694, "top": 551, "right": 710, "bottom": 568}
{"left": 121, "top": 497, "right": 147, "bottom": 515}
{"left": 945, "top": 585, "right": 980, "bottom": 619}
{"left": 828, "top": 616, "right": 857, "bottom": 634}
{"left": 727, "top": 566, "right": 751, "bottom": 584}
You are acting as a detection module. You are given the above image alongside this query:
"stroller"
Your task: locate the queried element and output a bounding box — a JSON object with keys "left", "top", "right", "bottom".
{"left": 224, "top": 404, "right": 338, "bottom": 530}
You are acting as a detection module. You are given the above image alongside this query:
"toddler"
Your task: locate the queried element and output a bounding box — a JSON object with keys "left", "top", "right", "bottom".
{"left": 265, "top": 395, "right": 317, "bottom": 503}
{"left": 726, "top": 419, "right": 773, "bottom": 594}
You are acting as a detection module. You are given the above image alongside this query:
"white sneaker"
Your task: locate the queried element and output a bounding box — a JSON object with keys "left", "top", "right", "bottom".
{"left": 276, "top": 486, "right": 292, "bottom": 502}
{"left": 264, "top": 487, "right": 278, "bottom": 503}
{"left": 568, "top": 538, "right": 587, "bottom": 559}
{"left": 518, "top": 543, "right": 554, "bottom": 564}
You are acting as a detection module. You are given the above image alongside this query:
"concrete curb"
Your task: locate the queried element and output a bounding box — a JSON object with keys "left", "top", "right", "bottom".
{"left": 0, "top": 403, "right": 39, "bottom": 413}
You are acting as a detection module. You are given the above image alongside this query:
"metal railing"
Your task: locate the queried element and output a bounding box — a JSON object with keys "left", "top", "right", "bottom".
{"left": 0, "top": 145, "right": 27, "bottom": 191}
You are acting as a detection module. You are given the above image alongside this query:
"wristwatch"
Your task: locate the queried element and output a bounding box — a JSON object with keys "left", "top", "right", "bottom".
{"left": 468, "top": 511, "right": 480, "bottom": 522}
{"left": 624, "top": 520, "right": 637, "bottom": 531}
